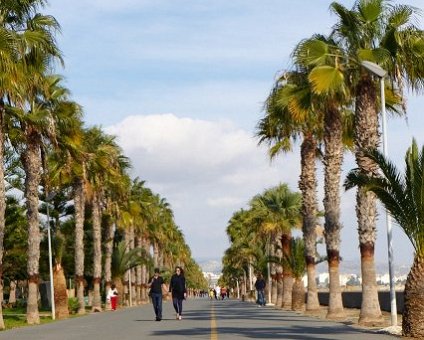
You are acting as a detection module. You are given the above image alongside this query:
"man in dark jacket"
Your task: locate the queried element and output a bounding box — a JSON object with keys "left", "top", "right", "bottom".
{"left": 169, "top": 266, "right": 187, "bottom": 320}
{"left": 255, "top": 273, "right": 266, "bottom": 306}
{"left": 148, "top": 268, "right": 165, "bottom": 321}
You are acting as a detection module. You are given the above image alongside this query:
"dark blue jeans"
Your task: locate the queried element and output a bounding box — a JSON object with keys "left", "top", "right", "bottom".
{"left": 151, "top": 293, "right": 162, "bottom": 319}
{"left": 257, "top": 289, "right": 265, "bottom": 306}
{"left": 172, "top": 297, "right": 183, "bottom": 315}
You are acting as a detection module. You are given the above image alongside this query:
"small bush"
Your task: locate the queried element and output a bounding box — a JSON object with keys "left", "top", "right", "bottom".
{"left": 68, "top": 297, "right": 79, "bottom": 314}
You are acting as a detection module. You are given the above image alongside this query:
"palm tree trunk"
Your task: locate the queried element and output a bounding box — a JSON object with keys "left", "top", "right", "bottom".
{"left": 0, "top": 123, "right": 6, "bottom": 329}
{"left": 141, "top": 237, "right": 149, "bottom": 303}
{"left": 327, "top": 251, "right": 344, "bottom": 319}
{"left": 135, "top": 235, "right": 142, "bottom": 304}
{"left": 153, "top": 242, "right": 159, "bottom": 268}
{"left": 355, "top": 77, "right": 383, "bottom": 325}
{"left": 23, "top": 137, "right": 42, "bottom": 324}
{"left": 270, "top": 242, "right": 278, "bottom": 304}
{"left": 299, "top": 134, "right": 319, "bottom": 311}
{"left": 129, "top": 226, "right": 136, "bottom": 306}
{"left": 9, "top": 280, "right": 17, "bottom": 306}
{"left": 53, "top": 263, "right": 69, "bottom": 319}
{"left": 292, "top": 278, "right": 305, "bottom": 311}
{"left": 123, "top": 228, "right": 131, "bottom": 305}
{"left": 104, "top": 220, "right": 114, "bottom": 309}
{"left": 281, "top": 233, "right": 293, "bottom": 309}
{"left": 323, "top": 105, "right": 345, "bottom": 320}
{"left": 275, "top": 234, "right": 283, "bottom": 308}
{"left": 74, "top": 178, "right": 86, "bottom": 314}
{"left": 91, "top": 192, "right": 102, "bottom": 312}
{"left": 402, "top": 255, "right": 424, "bottom": 338}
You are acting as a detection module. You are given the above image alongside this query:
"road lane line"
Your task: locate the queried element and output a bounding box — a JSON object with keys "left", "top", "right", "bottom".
{"left": 211, "top": 302, "right": 218, "bottom": 340}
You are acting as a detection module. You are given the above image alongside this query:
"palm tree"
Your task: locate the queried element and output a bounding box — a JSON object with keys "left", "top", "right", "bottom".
{"left": 345, "top": 139, "right": 424, "bottom": 338}
{"left": 84, "top": 127, "right": 128, "bottom": 311}
{"left": 282, "top": 237, "right": 306, "bottom": 311}
{"left": 257, "top": 70, "right": 322, "bottom": 311}
{"left": 0, "top": 0, "right": 61, "bottom": 326}
{"left": 294, "top": 35, "right": 355, "bottom": 319}
{"left": 326, "top": 0, "right": 424, "bottom": 324}
{"left": 111, "top": 241, "right": 151, "bottom": 303}
{"left": 250, "top": 184, "right": 302, "bottom": 309}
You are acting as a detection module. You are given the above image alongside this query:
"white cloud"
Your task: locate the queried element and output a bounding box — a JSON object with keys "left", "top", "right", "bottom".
{"left": 106, "top": 113, "right": 300, "bottom": 258}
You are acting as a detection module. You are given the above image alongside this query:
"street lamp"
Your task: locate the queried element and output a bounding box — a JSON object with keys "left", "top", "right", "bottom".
{"left": 45, "top": 191, "right": 56, "bottom": 320}
{"left": 361, "top": 60, "right": 397, "bottom": 326}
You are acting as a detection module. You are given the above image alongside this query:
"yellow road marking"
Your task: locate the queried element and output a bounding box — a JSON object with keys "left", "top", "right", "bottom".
{"left": 211, "top": 302, "right": 218, "bottom": 340}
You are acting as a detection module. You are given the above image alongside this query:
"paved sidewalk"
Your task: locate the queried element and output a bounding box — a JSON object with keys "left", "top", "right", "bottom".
{"left": 0, "top": 299, "right": 398, "bottom": 339}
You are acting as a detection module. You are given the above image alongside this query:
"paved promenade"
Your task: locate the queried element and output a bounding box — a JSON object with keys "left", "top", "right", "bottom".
{"left": 0, "top": 299, "right": 397, "bottom": 339}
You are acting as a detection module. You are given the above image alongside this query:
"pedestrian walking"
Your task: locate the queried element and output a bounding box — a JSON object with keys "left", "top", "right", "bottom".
{"left": 106, "top": 284, "right": 119, "bottom": 311}
{"left": 148, "top": 268, "right": 166, "bottom": 321}
{"left": 169, "top": 266, "right": 187, "bottom": 320}
{"left": 255, "top": 273, "right": 266, "bottom": 306}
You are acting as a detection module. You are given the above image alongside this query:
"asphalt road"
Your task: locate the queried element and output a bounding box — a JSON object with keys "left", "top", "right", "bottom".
{"left": 0, "top": 299, "right": 397, "bottom": 339}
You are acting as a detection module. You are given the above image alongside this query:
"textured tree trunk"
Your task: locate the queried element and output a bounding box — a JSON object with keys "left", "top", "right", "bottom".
{"left": 270, "top": 242, "right": 277, "bottom": 304}
{"left": 323, "top": 104, "right": 345, "bottom": 320}
{"left": 23, "top": 136, "right": 42, "bottom": 324}
{"left": 104, "top": 219, "right": 114, "bottom": 310}
{"left": 299, "top": 135, "right": 319, "bottom": 311}
{"left": 359, "top": 243, "right": 383, "bottom": 325}
{"left": 281, "top": 233, "right": 293, "bottom": 309}
{"left": 403, "top": 255, "right": 424, "bottom": 338}
{"left": 275, "top": 234, "right": 283, "bottom": 308}
{"left": 135, "top": 235, "right": 142, "bottom": 304}
{"left": 129, "top": 227, "right": 136, "bottom": 306}
{"left": 355, "top": 77, "right": 383, "bottom": 324}
{"left": 53, "top": 263, "right": 69, "bottom": 319}
{"left": 292, "top": 278, "right": 305, "bottom": 312}
{"left": 326, "top": 252, "right": 345, "bottom": 319}
{"left": 74, "top": 178, "right": 86, "bottom": 314}
{"left": 141, "top": 237, "right": 150, "bottom": 303}
{"left": 9, "top": 281, "right": 17, "bottom": 305}
{"left": 153, "top": 242, "right": 159, "bottom": 268}
{"left": 0, "top": 125, "right": 6, "bottom": 329}
{"left": 91, "top": 193, "right": 102, "bottom": 312}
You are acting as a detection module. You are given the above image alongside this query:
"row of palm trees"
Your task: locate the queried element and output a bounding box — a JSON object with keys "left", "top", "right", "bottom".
{"left": 0, "top": 0, "right": 206, "bottom": 328}
{"left": 223, "top": 0, "right": 424, "bottom": 338}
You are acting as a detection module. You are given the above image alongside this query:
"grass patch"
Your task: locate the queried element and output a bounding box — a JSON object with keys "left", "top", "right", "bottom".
{"left": 2, "top": 307, "right": 53, "bottom": 330}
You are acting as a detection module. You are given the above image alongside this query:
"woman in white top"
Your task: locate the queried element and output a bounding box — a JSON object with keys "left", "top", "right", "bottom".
{"left": 106, "top": 284, "right": 118, "bottom": 310}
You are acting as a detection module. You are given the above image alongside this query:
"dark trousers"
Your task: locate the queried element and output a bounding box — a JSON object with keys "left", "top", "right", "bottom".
{"left": 151, "top": 293, "right": 162, "bottom": 319}
{"left": 257, "top": 289, "right": 265, "bottom": 306}
{"left": 172, "top": 297, "right": 183, "bottom": 315}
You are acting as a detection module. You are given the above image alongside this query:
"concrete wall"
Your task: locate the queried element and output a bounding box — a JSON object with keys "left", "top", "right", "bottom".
{"left": 318, "top": 291, "right": 404, "bottom": 314}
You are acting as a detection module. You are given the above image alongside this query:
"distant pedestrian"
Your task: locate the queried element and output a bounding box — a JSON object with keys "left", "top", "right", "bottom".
{"left": 148, "top": 268, "right": 166, "bottom": 321}
{"left": 215, "top": 285, "right": 221, "bottom": 300}
{"left": 169, "top": 266, "right": 187, "bottom": 320}
{"left": 221, "top": 287, "right": 227, "bottom": 300}
{"left": 209, "top": 288, "right": 214, "bottom": 300}
{"left": 255, "top": 273, "right": 266, "bottom": 306}
{"left": 106, "top": 284, "right": 118, "bottom": 311}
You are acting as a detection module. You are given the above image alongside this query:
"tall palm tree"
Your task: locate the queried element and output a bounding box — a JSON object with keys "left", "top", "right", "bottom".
{"left": 294, "top": 35, "right": 354, "bottom": 319}
{"left": 0, "top": 0, "right": 61, "bottom": 326}
{"left": 345, "top": 140, "right": 424, "bottom": 338}
{"left": 85, "top": 127, "right": 128, "bottom": 311}
{"left": 250, "top": 184, "right": 302, "bottom": 309}
{"left": 257, "top": 72, "right": 322, "bottom": 311}
{"left": 325, "top": 0, "right": 424, "bottom": 324}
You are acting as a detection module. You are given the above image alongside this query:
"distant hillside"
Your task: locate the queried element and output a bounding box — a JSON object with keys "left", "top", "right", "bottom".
{"left": 199, "top": 259, "right": 222, "bottom": 274}
{"left": 316, "top": 259, "right": 410, "bottom": 276}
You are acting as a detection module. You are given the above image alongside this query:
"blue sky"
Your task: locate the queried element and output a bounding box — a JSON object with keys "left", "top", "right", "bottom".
{"left": 48, "top": 1, "right": 423, "bottom": 271}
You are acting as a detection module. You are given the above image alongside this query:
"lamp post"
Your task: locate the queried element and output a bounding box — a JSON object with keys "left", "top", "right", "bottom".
{"left": 361, "top": 60, "right": 397, "bottom": 326}
{"left": 45, "top": 191, "right": 56, "bottom": 320}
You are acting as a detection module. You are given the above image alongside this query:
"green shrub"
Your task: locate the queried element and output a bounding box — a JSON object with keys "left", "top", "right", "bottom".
{"left": 68, "top": 297, "right": 79, "bottom": 314}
